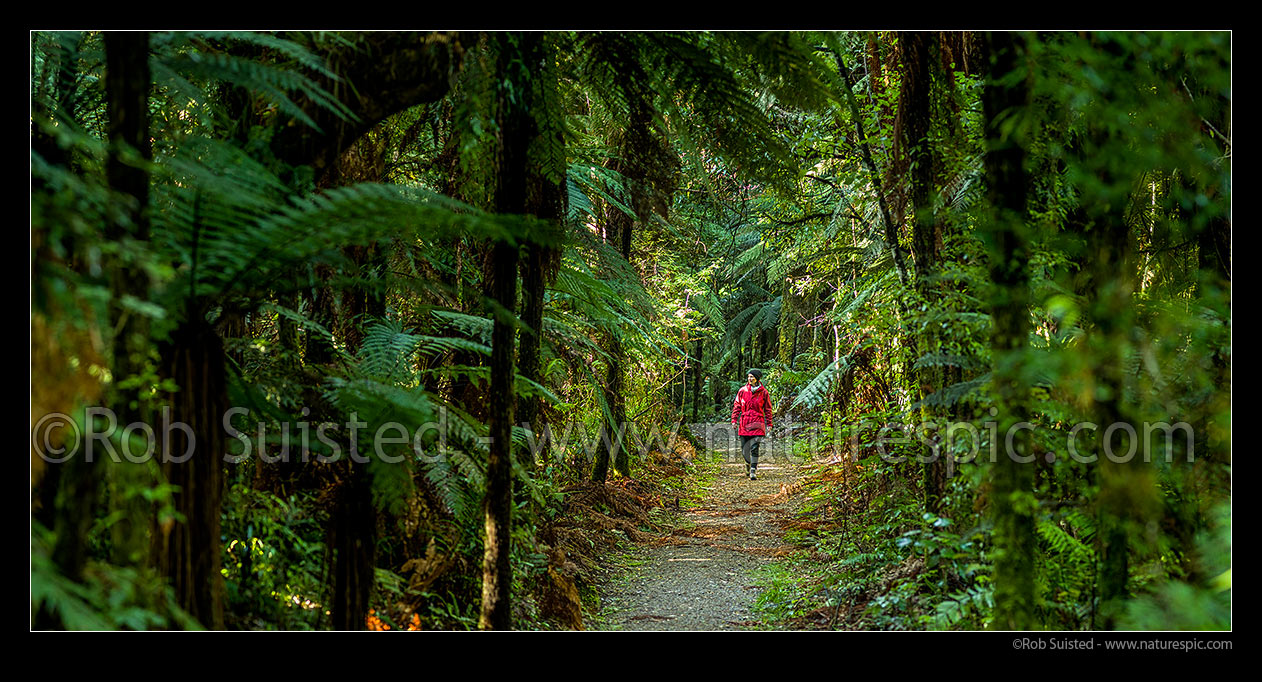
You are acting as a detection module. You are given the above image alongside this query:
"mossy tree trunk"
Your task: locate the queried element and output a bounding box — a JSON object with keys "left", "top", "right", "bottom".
{"left": 981, "top": 31, "right": 1038, "bottom": 631}
{"left": 900, "top": 31, "right": 951, "bottom": 516}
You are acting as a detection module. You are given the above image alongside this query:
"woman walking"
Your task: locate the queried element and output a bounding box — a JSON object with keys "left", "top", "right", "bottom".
{"left": 731, "top": 369, "right": 774, "bottom": 480}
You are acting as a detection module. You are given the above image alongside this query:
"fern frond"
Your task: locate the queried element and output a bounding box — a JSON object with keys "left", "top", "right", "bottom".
{"left": 832, "top": 266, "right": 897, "bottom": 324}
{"left": 739, "top": 297, "right": 783, "bottom": 347}
{"left": 912, "top": 353, "right": 986, "bottom": 372}
{"left": 931, "top": 586, "right": 994, "bottom": 630}
{"left": 421, "top": 365, "right": 490, "bottom": 390}
{"left": 911, "top": 373, "right": 991, "bottom": 411}
{"left": 158, "top": 31, "right": 343, "bottom": 81}
{"left": 414, "top": 335, "right": 492, "bottom": 359}
{"left": 431, "top": 310, "right": 494, "bottom": 345}
{"left": 566, "top": 172, "right": 597, "bottom": 223}
{"left": 716, "top": 32, "right": 834, "bottom": 112}
{"left": 159, "top": 50, "right": 352, "bottom": 132}
{"left": 725, "top": 301, "right": 763, "bottom": 345}
{"left": 542, "top": 312, "right": 613, "bottom": 368}
{"left": 516, "top": 374, "right": 562, "bottom": 405}
{"left": 154, "top": 136, "right": 554, "bottom": 306}
{"left": 568, "top": 162, "right": 635, "bottom": 220}
{"left": 259, "top": 300, "right": 337, "bottom": 352}
{"left": 789, "top": 356, "right": 851, "bottom": 411}
{"left": 643, "top": 32, "right": 796, "bottom": 187}
{"left": 1063, "top": 508, "right": 1097, "bottom": 543}
{"left": 356, "top": 320, "right": 422, "bottom": 384}
{"left": 692, "top": 289, "right": 727, "bottom": 333}
{"left": 732, "top": 239, "right": 767, "bottom": 280}
{"left": 417, "top": 449, "right": 478, "bottom": 526}
{"left": 1038, "top": 518, "right": 1094, "bottom": 563}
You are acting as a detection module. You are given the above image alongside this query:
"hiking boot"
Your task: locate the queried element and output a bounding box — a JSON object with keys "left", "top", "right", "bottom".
{"left": 749, "top": 469, "right": 757, "bottom": 481}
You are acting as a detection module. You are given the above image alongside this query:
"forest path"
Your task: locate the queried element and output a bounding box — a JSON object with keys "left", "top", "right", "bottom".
{"left": 592, "top": 425, "right": 810, "bottom": 630}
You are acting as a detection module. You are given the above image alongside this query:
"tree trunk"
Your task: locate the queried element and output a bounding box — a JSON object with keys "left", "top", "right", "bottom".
{"left": 154, "top": 314, "right": 228, "bottom": 630}
{"left": 611, "top": 208, "right": 635, "bottom": 478}
{"left": 515, "top": 34, "right": 565, "bottom": 466}
{"left": 837, "top": 50, "right": 911, "bottom": 290}
{"left": 480, "top": 32, "right": 547, "bottom": 630}
{"left": 981, "top": 31, "right": 1038, "bottom": 631}
{"left": 691, "top": 338, "right": 704, "bottom": 423}
{"left": 899, "top": 32, "right": 952, "bottom": 516}
{"left": 480, "top": 226, "right": 519, "bottom": 630}
{"left": 836, "top": 45, "right": 919, "bottom": 410}
{"left": 518, "top": 242, "right": 548, "bottom": 464}
{"left": 328, "top": 459, "right": 375, "bottom": 630}
{"left": 593, "top": 165, "right": 637, "bottom": 482}
{"left": 1197, "top": 214, "right": 1231, "bottom": 289}
{"left": 777, "top": 280, "right": 803, "bottom": 368}
{"left": 1071, "top": 128, "right": 1161, "bottom": 632}
{"left": 1089, "top": 214, "right": 1139, "bottom": 629}
{"left": 592, "top": 208, "right": 632, "bottom": 480}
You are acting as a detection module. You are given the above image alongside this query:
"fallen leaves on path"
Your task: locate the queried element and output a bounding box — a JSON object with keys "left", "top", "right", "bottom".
{"left": 673, "top": 524, "right": 747, "bottom": 539}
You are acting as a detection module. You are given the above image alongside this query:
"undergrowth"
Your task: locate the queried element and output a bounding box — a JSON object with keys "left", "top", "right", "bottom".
{"left": 750, "top": 420, "right": 1231, "bottom": 631}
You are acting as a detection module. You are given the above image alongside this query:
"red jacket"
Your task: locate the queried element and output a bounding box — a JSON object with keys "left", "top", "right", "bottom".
{"left": 731, "top": 384, "right": 774, "bottom": 436}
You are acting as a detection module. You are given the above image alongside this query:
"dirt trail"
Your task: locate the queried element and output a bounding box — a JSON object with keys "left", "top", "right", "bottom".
{"left": 593, "top": 425, "right": 809, "bottom": 630}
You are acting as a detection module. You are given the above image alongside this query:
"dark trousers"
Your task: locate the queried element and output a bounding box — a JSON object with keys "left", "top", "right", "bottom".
{"left": 740, "top": 434, "right": 761, "bottom": 472}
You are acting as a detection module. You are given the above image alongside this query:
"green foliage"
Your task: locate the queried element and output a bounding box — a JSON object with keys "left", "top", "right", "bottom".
{"left": 752, "top": 561, "right": 834, "bottom": 626}
{"left": 219, "top": 487, "right": 326, "bottom": 629}
{"left": 324, "top": 318, "right": 489, "bottom": 523}
{"left": 789, "top": 356, "right": 850, "bottom": 411}
{"left": 931, "top": 586, "right": 993, "bottom": 630}
{"left": 751, "top": 30, "right": 1228, "bottom": 634}
{"left": 156, "top": 47, "right": 351, "bottom": 133}
{"left": 32, "top": 522, "right": 200, "bottom": 630}
{"left": 31, "top": 28, "right": 1229, "bottom": 633}
{"left": 1119, "top": 504, "right": 1230, "bottom": 630}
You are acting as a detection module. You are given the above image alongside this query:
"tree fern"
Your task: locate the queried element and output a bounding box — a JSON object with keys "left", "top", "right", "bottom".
{"left": 692, "top": 289, "right": 728, "bottom": 333}
{"left": 833, "top": 266, "right": 897, "bottom": 324}
{"left": 417, "top": 445, "right": 477, "bottom": 525}
{"left": 565, "top": 172, "right": 597, "bottom": 223}
{"left": 322, "top": 374, "right": 486, "bottom": 527}
{"left": 716, "top": 32, "right": 834, "bottom": 113}
{"left": 542, "top": 310, "right": 613, "bottom": 367}
{"left": 789, "top": 356, "right": 851, "bottom": 411}
{"left": 259, "top": 301, "right": 336, "bottom": 351}
{"left": 642, "top": 32, "right": 798, "bottom": 188}
{"left": 152, "top": 137, "right": 555, "bottom": 312}
{"left": 568, "top": 161, "right": 635, "bottom": 220}
{"left": 724, "top": 301, "right": 763, "bottom": 346}
{"left": 943, "top": 154, "right": 985, "bottom": 213}
{"left": 159, "top": 31, "right": 343, "bottom": 80}
{"left": 150, "top": 32, "right": 354, "bottom": 134}
{"left": 912, "top": 353, "right": 986, "bottom": 372}
{"left": 413, "top": 335, "right": 492, "bottom": 360}
{"left": 732, "top": 239, "right": 767, "bottom": 280}
{"left": 430, "top": 309, "right": 494, "bottom": 346}
{"left": 356, "top": 320, "right": 424, "bottom": 384}
{"left": 912, "top": 373, "right": 991, "bottom": 411}
{"left": 739, "top": 297, "right": 783, "bottom": 346}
